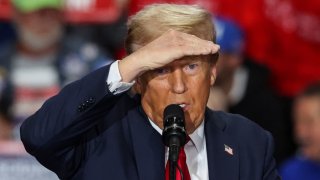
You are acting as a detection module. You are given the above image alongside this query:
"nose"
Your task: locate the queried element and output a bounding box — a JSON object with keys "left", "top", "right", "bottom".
{"left": 169, "top": 69, "right": 187, "bottom": 94}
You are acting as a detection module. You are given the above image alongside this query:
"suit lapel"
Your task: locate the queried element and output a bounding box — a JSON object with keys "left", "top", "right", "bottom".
{"left": 205, "top": 109, "right": 239, "bottom": 180}
{"left": 128, "top": 106, "right": 165, "bottom": 180}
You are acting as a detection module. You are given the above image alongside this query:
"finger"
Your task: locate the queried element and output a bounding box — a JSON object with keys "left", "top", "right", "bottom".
{"left": 183, "top": 41, "right": 220, "bottom": 56}
{"left": 178, "top": 32, "right": 220, "bottom": 55}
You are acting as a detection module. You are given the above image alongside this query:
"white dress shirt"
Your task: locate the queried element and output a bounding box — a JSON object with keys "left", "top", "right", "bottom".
{"left": 107, "top": 61, "right": 209, "bottom": 180}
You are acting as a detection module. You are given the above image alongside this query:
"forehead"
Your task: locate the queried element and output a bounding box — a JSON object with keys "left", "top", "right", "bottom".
{"left": 294, "top": 96, "right": 320, "bottom": 120}
{"left": 296, "top": 96, "right": 320, "bottom": 109}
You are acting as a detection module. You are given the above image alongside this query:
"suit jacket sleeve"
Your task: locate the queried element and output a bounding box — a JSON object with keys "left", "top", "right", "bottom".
{"left": 20, "top": 64, "right": 131, "bottom": 179}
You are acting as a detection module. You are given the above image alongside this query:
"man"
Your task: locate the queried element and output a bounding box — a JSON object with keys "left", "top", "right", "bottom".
{"left": 0, "top": 0, "right": 111, "bottom": 138}
{"left": 20, "top": 4, "right": 280, "bottom": 180}
{"left": 280, "top": 82, "right": 320, "bottom": 180}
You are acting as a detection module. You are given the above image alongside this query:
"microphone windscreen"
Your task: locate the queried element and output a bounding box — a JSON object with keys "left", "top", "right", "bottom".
{"left": 163, "top": 104, "right": 184, "bottom": 122}
{"left": 162, "top": 104, "right": 187, "bottom": 148}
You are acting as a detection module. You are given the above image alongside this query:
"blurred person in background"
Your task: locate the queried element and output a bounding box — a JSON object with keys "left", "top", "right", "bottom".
{"left": 207, "top": 16, "right": 288, "bottom": 163}
{"left": 0, "top": 70, "right": 13, "bottom": 140}
{"left": 0, "top": 0, "right": 112, "bottom": 139}
{"left": 65, "top": 0, "right": 130, "bottom": 60}
{"left": 280, "top": 82, "right": 320, "bottom": 180}
{"left": 0, "top": 22, "right": 16, "bottom": 45}
{"left": 0, "top": 114, "right": 12, "bottom": 140}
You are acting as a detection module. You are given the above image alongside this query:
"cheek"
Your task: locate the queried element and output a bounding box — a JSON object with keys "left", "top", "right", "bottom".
{"left": 141, "top": 78, "right": 170, "bottom": 109}
{"left": 295, "top": 123, "right": 309, "bottom": 138}
{"left": 189, "top": 77, "right": 211, "bottom": 110}
{"left": 143, "top": 79, "right": 169, "bottom": 96}
{"left": 312, "top": 125, "right": 320, "bottom": 141}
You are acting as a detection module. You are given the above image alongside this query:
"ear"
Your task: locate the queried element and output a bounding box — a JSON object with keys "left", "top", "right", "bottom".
{"left": 210, "top": 65, "right": 217, "bottom": 86}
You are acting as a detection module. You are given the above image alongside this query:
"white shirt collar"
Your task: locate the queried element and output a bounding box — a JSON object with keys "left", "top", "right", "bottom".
{"left": 148, "top": 118, "right": 205, "bottom": 153}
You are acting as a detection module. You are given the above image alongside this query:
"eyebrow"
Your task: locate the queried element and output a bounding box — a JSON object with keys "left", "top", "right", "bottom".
{"left": 178, "top": 57, "right": 205, "bottom": 65}
{"left": 154, "top": 57, "right": 205, "bottom": 70}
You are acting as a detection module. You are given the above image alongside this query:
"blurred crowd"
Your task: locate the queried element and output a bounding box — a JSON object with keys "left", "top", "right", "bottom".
{"left": 0, "top": 0, "right": 319, "bottom": 179}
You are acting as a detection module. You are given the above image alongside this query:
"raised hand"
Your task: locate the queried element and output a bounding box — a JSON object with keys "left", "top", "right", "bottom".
{"left": 119, "top": 29, "right": 220, "bottom": 82}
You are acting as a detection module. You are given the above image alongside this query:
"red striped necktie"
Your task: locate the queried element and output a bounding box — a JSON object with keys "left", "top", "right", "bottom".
{"left": 165, "top": 146, "right": 191, "bottom": 180}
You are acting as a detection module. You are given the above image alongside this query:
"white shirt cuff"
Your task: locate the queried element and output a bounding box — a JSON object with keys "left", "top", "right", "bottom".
{"left": 107, "top": 60, "right": 135, "bottom": 95}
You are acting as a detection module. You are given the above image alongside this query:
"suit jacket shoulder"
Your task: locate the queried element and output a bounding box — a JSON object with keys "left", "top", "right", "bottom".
{"left": 207, "top": 109, "right": 271, "bottom": 143}
{"left": 204, "top": 109, "right": 280, "bottom": 180}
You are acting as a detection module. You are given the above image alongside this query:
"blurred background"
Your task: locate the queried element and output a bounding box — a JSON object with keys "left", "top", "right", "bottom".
{"left": 0, "top": 0, "right": 319, "bottom": 179}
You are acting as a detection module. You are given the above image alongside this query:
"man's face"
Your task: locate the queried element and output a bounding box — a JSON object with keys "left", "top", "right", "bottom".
{"left": 136, "top": 56, "right": 216, "bottom": 134}
{"left": 14, "top": 8, "right": 63, "bottom": 51}
{"left": 215, "top": 53, "right": 242, "bottom": 84}
{"left": 294, "top": 96, "right": 320, "bottom": 160}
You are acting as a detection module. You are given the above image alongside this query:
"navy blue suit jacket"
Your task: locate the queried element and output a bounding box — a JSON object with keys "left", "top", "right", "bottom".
{"left": 20, "top": 64, "right": 280, "bottom": 180}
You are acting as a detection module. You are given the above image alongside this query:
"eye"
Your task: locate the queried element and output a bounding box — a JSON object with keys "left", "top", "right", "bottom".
{"left": 184, "top": 63, "right": 199, "bottom": 74}
{"left": 187, "top": 63, "right": 198, "bottom": 70}
{"left": 154, "top": 68, "right": 170, "bottom": 75}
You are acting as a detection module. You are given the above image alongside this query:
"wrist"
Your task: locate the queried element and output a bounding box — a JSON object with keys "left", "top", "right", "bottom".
{"left": 118, "top": 55, "right": 149, "bottom": 83}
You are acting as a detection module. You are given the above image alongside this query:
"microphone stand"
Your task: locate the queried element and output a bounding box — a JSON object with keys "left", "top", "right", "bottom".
{"left": 169, "top": 160, "right": 177, "bottom": 180}
{"left": 169, "top": 136, "right": 180, "bottom": 180}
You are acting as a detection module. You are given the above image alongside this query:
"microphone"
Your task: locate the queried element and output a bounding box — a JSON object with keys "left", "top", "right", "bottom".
{"left": 162, "top": 104, "right": 187, "bottom": 162}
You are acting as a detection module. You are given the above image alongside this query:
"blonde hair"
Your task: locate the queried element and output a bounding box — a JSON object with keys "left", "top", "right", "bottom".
{"left": 125, "top": 4, "right": 216, "bottom": 54}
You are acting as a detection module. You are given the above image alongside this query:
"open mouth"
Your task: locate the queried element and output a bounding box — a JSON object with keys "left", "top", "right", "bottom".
{"left": 178, "top": 103, "right": 188, "bottom": 111}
